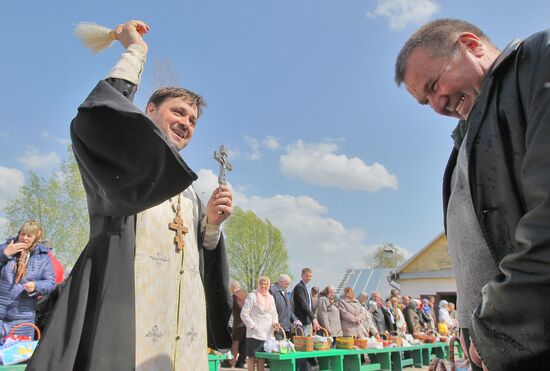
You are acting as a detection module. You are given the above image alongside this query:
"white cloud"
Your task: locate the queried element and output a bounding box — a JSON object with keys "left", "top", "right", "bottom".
{"left": 240, "top": 136, "right": 282, "bottom": 161}
{"left": 194, "top": 168, "right": 225, "bottom": 202}
{"left": 42, "top": 132, "right": 70, "bottom": 146}
{"left": 237, "top": 191, "right": 377, "bottom": 288}
{"left": 0, "top": 166, "right": 24, "bottom": 209}
{"left": 280, "top": 140, "right": 398, "bottom": 192}
{"left": 17, "top": 148, "right": 60, "bottom": 170}
{"left": 193, "top": 168, "right": 406, "bottom": 288}
{"left": 263, "top": 136, "right": 280, "bottom": 150}
{"left": 367, "top": 0, "right": 440, "bottom": 31}
{"left": 243, "top": 136, "right": 262, "bottom": 160}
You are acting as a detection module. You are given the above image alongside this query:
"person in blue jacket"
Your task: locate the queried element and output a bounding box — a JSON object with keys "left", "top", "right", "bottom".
{"left": 0, "top": 220, "right": 55, "bottom": 339}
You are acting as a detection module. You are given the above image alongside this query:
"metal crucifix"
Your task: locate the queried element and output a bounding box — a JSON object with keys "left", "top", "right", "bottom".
{"left": 213, "top": 145, "right": 232, "bottom": 186}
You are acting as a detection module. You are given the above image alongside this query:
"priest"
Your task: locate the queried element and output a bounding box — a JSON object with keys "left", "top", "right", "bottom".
{"left": 27, "top": 20, "right": 233, "bottom": 371}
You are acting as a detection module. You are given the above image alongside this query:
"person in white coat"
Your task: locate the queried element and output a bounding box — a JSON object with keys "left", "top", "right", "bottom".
{"left": 241, "top": 276, "right": 279, "bottom": 371}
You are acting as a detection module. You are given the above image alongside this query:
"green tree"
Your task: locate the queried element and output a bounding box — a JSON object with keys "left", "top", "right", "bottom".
{"left": 364, "top": 243, "right": 406, "bottom": 268}
{"left": 224, "top": 207, "right": 289, "bottom": 292}
{"left": 4, "top": 147, "right": 89, "bottom": 266}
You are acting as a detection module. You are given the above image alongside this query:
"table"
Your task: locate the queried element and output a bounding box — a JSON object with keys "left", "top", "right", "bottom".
{"left": 255, "top": 342, "right": 450, "bottom": 371}
{"left": 208, "top": 352, "right": 230, "bottom": 371}
{"left": 0, "top": 353, "right": 229, "bottom": 371}
{"left": 0, "top": 365, "right": 26, "bottom": 371}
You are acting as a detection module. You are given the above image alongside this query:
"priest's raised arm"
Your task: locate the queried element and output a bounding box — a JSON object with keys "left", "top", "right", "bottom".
{"left": 27, "top": 20, "right": 232, "bottom": 371}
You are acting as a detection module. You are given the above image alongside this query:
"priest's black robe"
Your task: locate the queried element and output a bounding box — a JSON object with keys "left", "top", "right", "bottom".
{"left": 27, "top": 80, "right": 232, "bottom": 371}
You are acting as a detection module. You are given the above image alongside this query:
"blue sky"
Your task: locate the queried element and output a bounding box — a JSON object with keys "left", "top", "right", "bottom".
{"left": 1, "top": 0, "right": 549, "bottom": 288}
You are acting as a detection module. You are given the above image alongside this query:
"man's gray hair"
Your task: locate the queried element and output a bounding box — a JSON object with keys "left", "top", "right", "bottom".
{"left": 394, "top": 18, "right": 493, "bottom": 86}
{"left": 357, "top": 292, "right": 369, "bottom": 303}
{"left": 278, "top": 273, "right": 291, "bottom": 283}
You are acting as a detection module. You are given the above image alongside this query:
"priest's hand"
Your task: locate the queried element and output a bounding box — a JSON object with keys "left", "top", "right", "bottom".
{"left": 206, "top": 184, "right": 233, "bottom": 225}
{"left": 115, "top": 20, "right": 150, "bottom": 51}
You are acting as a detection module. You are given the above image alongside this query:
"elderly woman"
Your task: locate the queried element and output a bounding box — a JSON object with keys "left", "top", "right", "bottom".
{"left": 438, "top": 300, "right": 457, "bottom": 330}
{"left": 0, "top": 220, "right": 55, "bottom": 339}
{"left": 403, "top": 299, "right": 422, "bottom": 335}
{"left": 390, "top": 296, "right": 407, "bottom": 336}
{"left": 362, "top": 301, "right": 379, "bottom": 338}
{"left": 338, "top": 287, "right": 365, "bottom": 338}
{"left": 317, "top": 285, "right": 342, "bottom": 338}
{"left": 241, "top": 276, "right": 279, "bottom": 371}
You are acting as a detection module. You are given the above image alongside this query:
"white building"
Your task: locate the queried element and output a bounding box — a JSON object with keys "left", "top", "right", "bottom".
{"left": 393, "top": 232, "right": 456, "bottom": 304}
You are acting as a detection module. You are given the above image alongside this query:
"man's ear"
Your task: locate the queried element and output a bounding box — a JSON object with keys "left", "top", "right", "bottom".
{"left": 457, "top": 32, "right": 484, "bottom": 57}
{"left": 145, "top": 102, "right": 157, "bottom": 116}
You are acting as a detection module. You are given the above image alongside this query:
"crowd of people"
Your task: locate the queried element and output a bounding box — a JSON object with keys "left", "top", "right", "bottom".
{"left": 224, "top": 267, "right": 458, "bottom": 370}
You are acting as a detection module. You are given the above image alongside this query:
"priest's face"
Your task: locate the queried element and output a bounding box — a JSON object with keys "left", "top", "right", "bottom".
{"left": 146, "top": 97, "right": 198, "bottom": 150}
{"left": 403, "top": 36, "right": 488, "bottom": 120}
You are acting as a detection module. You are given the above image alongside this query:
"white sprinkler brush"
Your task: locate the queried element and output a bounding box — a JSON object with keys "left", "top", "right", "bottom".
{"left": 74, "top": 22, "right": 118, "bottom": 53}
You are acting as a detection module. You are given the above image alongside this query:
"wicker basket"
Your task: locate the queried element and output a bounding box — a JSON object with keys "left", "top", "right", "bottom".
{"left": 424, "top": 329, "right": 437, "bottom": 343}
{"left": 389, "top": 331, "right": 403, "bottom": 347}
{"left": 293, "top": 326, "right": 313, "bottom": 352}
{"left": 335, "top": 336, "right": 354, "bottom": 350}
{"left": 354, "top": 337, "right": 368, "bottom": 349}
{"left": 313, "top": 327, "right": 331, "bottom": 351}
{"left": 7, "top": 322, "right": 41, "bottom": 340}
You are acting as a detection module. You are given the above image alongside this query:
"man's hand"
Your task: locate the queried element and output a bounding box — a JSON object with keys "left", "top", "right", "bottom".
{"left": 23, "top": 282, "right": 36, "bottom": 294}
{"left": 294, "top": 319, "right": 302, "bottom": 327}
{"left": 312, "top": 318, "right": 320, "bottom": 331}
{"left": 206, "top": 185, "right": 233, "bottom": 225}
{"left": 3, "top": 240, "right": 29, "bottom": 257}
{"left": 114, "top": 20, "right": 149, "bottom": 51}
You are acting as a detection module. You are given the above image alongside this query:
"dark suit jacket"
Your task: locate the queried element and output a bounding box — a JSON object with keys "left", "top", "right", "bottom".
{"left": 292, "top": 281, "right": 314, "bottom": 325}
{"left": 381, "top": 306, "right": 396, "bottom": 332}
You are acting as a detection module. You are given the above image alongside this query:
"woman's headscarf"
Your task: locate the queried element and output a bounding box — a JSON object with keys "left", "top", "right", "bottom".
{"left": 256, "top": 276, "right": 274, "bottom": 311}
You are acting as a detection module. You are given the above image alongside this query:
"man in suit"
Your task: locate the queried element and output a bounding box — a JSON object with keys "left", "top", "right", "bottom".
{"left": 292, "top": 267, "right": 320, "bottom": 336}
{"left": 270, "top": 274, "right": 301, "bottom": 339}
{"left": 371, "top": 291, "right": 395, "bottom": 333}
{"left": 292, "top": 268, "right": 320, "bottom": 371}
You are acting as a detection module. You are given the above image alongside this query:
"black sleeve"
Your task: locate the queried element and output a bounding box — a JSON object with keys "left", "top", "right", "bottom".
{"left": 70, "top": 80, "right": 197, "bottom": 217}
{"left": 104, "top": 78, "right": 138, "bottom": 101}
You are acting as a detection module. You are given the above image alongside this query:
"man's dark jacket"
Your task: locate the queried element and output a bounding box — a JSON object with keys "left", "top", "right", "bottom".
{"left": 443, "top": 30, "right": 550, "bottom": 370}
{"left": 381, "top": 306, "right": 396, "bottom": 332}
{"left": 27, "top": 79, "right": 232, "bottom": 370}
{"left": 270, "top": 283, "right": 298, "bottom": 331}
{"left": 292, "top": 281, "right": 314, "bottom": 325}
